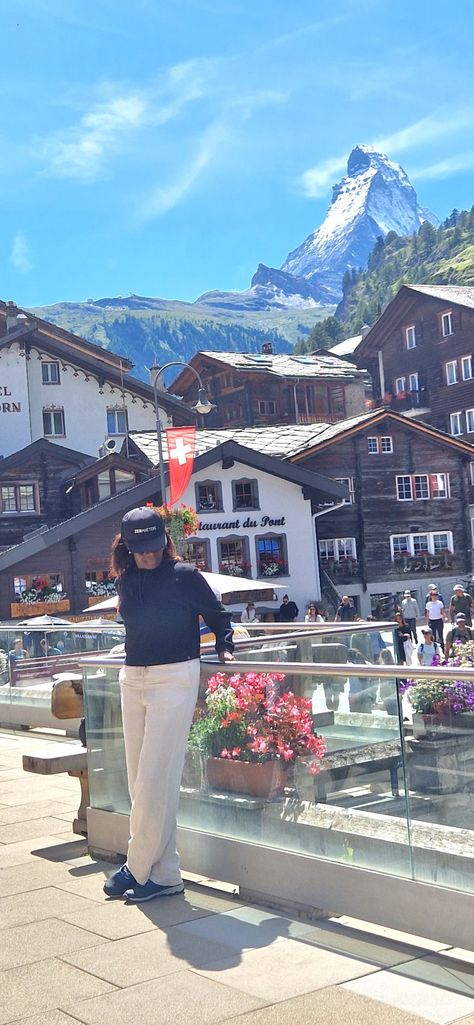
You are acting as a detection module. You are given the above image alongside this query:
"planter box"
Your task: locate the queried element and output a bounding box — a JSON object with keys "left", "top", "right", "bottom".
{"left": 87, "top": 595, "right": 115, "bottom": 607}
{"left": 413, "top": 711, "right": 474, "bottom": 739}
{"left": 10, "top": 599, "right": 71, "bottom": 618}
{"left": 206, "top": 757, "right": 288, "bottom": 798}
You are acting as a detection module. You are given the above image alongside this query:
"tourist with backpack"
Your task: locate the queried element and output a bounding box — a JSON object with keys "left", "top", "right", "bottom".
{"left": 417, "top": 626, "right": 442, "bottom": 666}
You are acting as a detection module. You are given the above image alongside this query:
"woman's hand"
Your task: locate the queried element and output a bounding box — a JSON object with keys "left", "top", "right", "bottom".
{"left": 218, "top": 650, "right": 234, "bottom": 663}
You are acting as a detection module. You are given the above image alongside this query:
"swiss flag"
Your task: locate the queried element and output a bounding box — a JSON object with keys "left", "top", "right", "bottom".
{"left": 166, "top": 427, "right": 196, "bottom": 506}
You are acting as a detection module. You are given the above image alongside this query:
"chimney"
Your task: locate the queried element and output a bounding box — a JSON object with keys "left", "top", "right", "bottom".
{"left": 261, "top": 341, "right": 273, "bottom": 355}
{"left": 6, "top": 301, "right": 19, "bottom": 332}
{"left": 149, "top": 364, "right": 163, "bottom": 390}
{"left": 360, "top": 324, "right": 371, "bottom": 338}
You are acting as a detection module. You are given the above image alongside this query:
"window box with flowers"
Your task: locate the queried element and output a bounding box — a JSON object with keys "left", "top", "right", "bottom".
{"left": 219, "top": 561, "right": 252, "bottom": 579}
{"left": 189, "top": 670, "right": 326, "bottom": 798}
{"left": 150, "top": 503, "right": 200, "bottom": 552}
{"left": 258, "top": 558, "right": 287, "bottom": 578}
{"left": 10, "top": 576, "right": 70, "bottom": 617}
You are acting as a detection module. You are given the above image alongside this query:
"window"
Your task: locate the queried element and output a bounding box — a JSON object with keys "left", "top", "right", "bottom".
{"left": 462, "top": 355, "right": 473, "bottom": 381}
{"left": 441, "top": 311, "right": 454, "bottom": 337}
{"left": 367, "top": 437, "right": 379, "bottom": 454}
{"left": 195, "top": 481, "right": 223, "bottom": 512}
{"left": 257, "top": 399, "right": 276, "bottom": 415}
{"left": 396, "top": 475, "right": 413, "bottom": 501}
{"left": 217, "top": 536, "right": 250, "bottom": 576}
{"left": 380, "top": 436, "right": 393, "bottom": 453}
{"left": 107, "top": 408, "right": 128, "bottom": 435}
{"left": 13, "top": 572, "right": 65, "bottom": 598}
{"left": 395, "top": 473, "right": 449, "bottom": 501}
{"left": 408, "top": 372, "right": 419, "bottom": 392}
{"left": 41, "top": 361, "right": 60, "bottom": 384}
{"left": 182, "top": 538, "right": 211, "bottom": 571}
{"left": 405, "top": 325, "right": 416, "bottom": 349}
{"left": 445, "top": 360, "right": 458, "bottom": 385}
{"left": 450, "top": 411, "right": 463, "bottom": 436}
{"left": 42, "top": 408, "right": 65, "bottom": 436}
{"left": 413, "top": 534, "right": 429, "bottom": 555}
{"left": 0, "top": 484, "right": 37, "bottom": 513}
{"left": 335, "top": 477, "right": 355, "bottom": 504}
{"left": 414, "top": 474, "right": 429, "bottom": 500}
{"left": 390, "top": 531, "right": 453, "bottom": 560}
{"left": 256, "top": 534, "right": 288, "bottom": 577}
{"left": 470, "top": 462, "right": 474, "bottom": 486}
{"left": 431, "top": 473, "right": 449, "bottom": 499}
{"left": 392, "top": 535, "right": 410, "bottom": 556}
{"left": 319, "top": 537, "right": 356, "bottom": 561}
{"left": 232, "top": 478, "right": 259, "bottom": 510}
{"left": 114, "top": 469, "right": 135, "bottom": 494}
{"left": 466, "top": 409, "right": 474, "bottom": 434}
{"left": 395, "top": 376, "right": 406, "bottom": 395}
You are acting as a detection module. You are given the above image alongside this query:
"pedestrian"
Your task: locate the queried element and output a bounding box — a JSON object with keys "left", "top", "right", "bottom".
{"left": 417, "top": 626, "right": 443, "bottom": 665}
{"left": 335, "top": 595, "right": 356, "bottom": 622}
{"left": 448, "top": 583, "right": 474, "bottom": 626}
{"left": 394, "top": 611, "right": 412, "bottom": 664}
{"left": 279, "top": 594, "right": 299, "bottom": 622}
{"left": 347, "top": 647, "right": 374, "bottom": 713}
{"left": 103, "top": 506, "right": 234, "bottom": 903}
{"left": 401, "top": 590, "right": 420, "bottom": 642}
{"left": 305, "top": 603, "right": 324, "bottom": 623}
{"left": 425, "top": 587, "right": 447, "bottom": 645}
{"left": 240, "top": 602, "right": 259, "bottom": 624}
{"left": 424, "top": 583, "right": 445, "bottom": 607}
{"left": 444, "top": 613, "right": 473, "bottom": 658}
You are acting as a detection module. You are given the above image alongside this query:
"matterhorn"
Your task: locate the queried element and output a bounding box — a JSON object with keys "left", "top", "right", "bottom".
{"left": 276, "top": 144, "right": 438, "bottom": 301}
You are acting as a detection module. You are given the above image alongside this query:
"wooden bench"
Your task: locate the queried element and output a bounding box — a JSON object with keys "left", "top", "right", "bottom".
{"left": 22, "top": 674, "right": 89, "bottom": 837}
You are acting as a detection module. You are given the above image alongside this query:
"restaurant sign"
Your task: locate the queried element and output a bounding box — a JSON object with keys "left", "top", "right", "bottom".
{"left": 199, "top": 514, "right": 286, "bottom": 531}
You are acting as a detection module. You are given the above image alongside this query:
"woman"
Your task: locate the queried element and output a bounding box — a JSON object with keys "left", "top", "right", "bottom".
{"left": 240, "top": 602, "right": 259, "bottom": 623}
{"left": 104, "top": 506, "right": 234, "bottom": 903}
{"left": 305, "top": 604, "right": 324, "bottom": 623}
{"left": 394, "top": 610, "right": 412, "bottom": 665}
{"left": 425, "top": 587, "right": 447, "bottom": 645}
{"left": 417, "top": 626, "right": 442, "bottom": 665}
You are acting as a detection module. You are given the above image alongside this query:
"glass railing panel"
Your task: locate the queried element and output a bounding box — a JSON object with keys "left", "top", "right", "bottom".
{"left": 83, "top": 664, "right": 129, "bottom": 814}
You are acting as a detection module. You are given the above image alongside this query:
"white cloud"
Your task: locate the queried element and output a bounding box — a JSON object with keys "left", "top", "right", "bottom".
{"left": 300, "top": 108, "right": 474, "bottom": 198}
{"left": 35, "top": 59, "right": 215, "bottom": 183}
{"left": 9, "top": 231, "right": 32, "bottom": 272}
{"left": 411, "top": 151, "right": 474, "bottom": 181}
{"left": 139, "top": 121, "right": 228, "bottom": 219}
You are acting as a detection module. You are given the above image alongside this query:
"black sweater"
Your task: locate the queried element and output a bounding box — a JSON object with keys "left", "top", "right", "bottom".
{"left": 117, "top": 559, "right": 234, "bottom": 666}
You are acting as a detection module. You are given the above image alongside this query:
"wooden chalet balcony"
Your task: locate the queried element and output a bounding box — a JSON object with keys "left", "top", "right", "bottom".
{"left": 372, "top": 389, "right": 431, "bottom": 413}
{"left": 297, "top": 413, "right": 341, "bottom": 425}
{"left": 319, "top": 557, "right": 361, "bottom": 584}
{"left": 390, "top": 552, "right": 463, "bottom": 577}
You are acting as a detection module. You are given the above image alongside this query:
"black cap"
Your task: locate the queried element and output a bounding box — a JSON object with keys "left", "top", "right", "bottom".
{"left": 121, "top": 507, "right": 166, "bottom": 553}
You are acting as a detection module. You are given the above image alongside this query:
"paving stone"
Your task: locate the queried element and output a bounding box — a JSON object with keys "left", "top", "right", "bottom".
{"left": 63, "top": 893, "right": 219, "bottom": 939}
{"left": 63, "top": 968, "right": 264, "bottom": 1025}
{"left": 302, "top": 919, "right": 434, "bottom": 968}
{"left": 62, "top": 929, "right": 192, "bottom": 986}
{"left": 0, "top": 799, "right": 75, "bottom": 825}
{"left": 194, "top": 934, "right": 379, "bottom": 1001}
{"left": 0, "top": 816, "right": 75, "bottom": 844}
{"left": 0, "top": 886, "right": 101, "bottom": 929}
{"left": 0, "top": 957, "right": 115, "bottom": 1023}
{"left": 8, "top": 1013, "right": 81, "bottom": 1025}
{"left": 0, "top": 918, "right": 108, "bottom": 970}
{"left": 0, "top": 859, "right": 74, "bottom": 897}
{"left": 224, "top": 985, "right": 436, "bottom": 1025}
{"left": 333, "top": 915, "right": 449, "bottom": 953}
{"left": 167, "top": 904, "right": 316, "bottom": 954}
{"left": 343, "top": 962, "right": 474, "bottom": 1024}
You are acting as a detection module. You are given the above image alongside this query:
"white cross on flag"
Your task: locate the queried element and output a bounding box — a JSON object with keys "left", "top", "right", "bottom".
{"left": 166, "top": 427, "right": 196, "bottom": 505}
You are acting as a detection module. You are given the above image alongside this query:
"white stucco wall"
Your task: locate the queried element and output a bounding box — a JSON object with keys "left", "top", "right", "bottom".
{"left": 180, "top": 459, "right": 321, "bottom": 615}
{"left": 0, "top": 342, "right": 163, "bottom": 458}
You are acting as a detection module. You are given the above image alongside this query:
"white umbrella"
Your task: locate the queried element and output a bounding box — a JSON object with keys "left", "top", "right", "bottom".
{"left": 82, "top": 572, "right": 283, "bottom": 613}
{"left": 17, "top": 614, "right": 72, "bottom": 626}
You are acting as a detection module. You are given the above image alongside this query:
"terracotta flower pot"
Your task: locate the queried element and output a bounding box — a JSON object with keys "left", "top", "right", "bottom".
{"left": 206, "top": 757, "right": 289, "bottom": 798}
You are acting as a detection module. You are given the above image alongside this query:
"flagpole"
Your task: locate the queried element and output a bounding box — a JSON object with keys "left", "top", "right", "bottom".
{"left": 151, "top": 362, "right": 216, "bottom": 505}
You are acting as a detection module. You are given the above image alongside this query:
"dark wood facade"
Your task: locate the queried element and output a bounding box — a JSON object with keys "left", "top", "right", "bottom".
{"left": 169, "top": 351, "right": 365, "bottom": 429}
{"left": 291, "top": 410, "right": 474, "bottom": 614}
{"left": 355, "top": 286, "right": 474, "bottom": 440}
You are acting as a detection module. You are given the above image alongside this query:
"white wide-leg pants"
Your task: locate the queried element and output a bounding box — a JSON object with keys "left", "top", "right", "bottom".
{"left": 119, "top": 659, "right": 200, "bottom": 886}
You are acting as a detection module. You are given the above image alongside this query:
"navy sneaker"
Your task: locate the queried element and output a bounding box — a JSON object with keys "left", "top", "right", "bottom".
{"left": 123, "top": 880, "right": 185, "bottom": 903}
{"left": 103, "top": 864, "right": 136, "bottom": 898}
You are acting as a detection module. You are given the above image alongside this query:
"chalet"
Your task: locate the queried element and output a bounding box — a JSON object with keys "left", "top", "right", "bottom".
{"left": 289, "top": 408, "right": 474, "bottom": 617}
{"left": 0, "top": 300, "right": 193, "bottom": 459}
{"left": 166, "top": 344, "right": 367, "bottom": 429}
{"left": 0, "top": 439, "right": 151, "bottom": 551}
{"left": 355, "top": 285, "right": 474, "bottom": 440}
{"left": 0, "top": 440, "right": 346, "bottom": 621}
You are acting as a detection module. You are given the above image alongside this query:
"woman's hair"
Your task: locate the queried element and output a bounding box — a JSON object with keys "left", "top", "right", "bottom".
{"left": 110, "top": 530, "right": 178, "bottom": 576}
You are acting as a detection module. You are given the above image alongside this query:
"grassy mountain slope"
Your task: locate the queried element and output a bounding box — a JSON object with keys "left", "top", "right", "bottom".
{"left": 31, "top": 298, "right": 334, "bottom": 381}
{"left": 336, "top": 208, "right": 474, "bottom": 334}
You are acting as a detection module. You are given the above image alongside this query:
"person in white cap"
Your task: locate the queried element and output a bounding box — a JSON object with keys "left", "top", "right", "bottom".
{"left": 401, "top": 590, "right": 420, "bottom": 642}
{"left": 448, "top": 583, "right": 474, "bottom": 625}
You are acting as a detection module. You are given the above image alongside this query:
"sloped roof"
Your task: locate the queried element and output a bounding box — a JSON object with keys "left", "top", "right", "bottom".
{"left": 403, "top": 284, "right": 474, "bottom": 309}
{"left": 128, "top": 423, "right": 335, "bottom": 464}
{"left": 178, "top": 350, "right": 365, "bottom": 381}
{"left": 329, "top": 334, "right": 363, "bottom": 357}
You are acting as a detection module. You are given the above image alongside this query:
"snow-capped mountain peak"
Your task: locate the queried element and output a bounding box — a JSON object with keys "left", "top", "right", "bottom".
{"left": 280, "top": 145, "right": 439, "bottom": 299}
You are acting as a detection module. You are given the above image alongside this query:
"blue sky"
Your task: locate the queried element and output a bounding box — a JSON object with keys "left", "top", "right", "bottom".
{"left": 2, "top": 0, "right": 474, "bottom": 307}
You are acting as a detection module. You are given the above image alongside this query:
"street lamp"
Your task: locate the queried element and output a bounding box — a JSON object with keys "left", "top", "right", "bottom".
{"left": 150, "top": 361, "right": 216, "bottom": 504}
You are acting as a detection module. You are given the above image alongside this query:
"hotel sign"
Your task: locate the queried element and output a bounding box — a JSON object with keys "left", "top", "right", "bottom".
{"left": 0, "top": 386, "right": 21, "bottom": 413}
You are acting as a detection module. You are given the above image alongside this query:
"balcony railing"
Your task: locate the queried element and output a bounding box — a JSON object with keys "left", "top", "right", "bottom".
{"left": 391, "top": 552, "right": 462, "bottom": 576}
{"left": 319, "top": 557, "right": 361, "bottom": 583}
